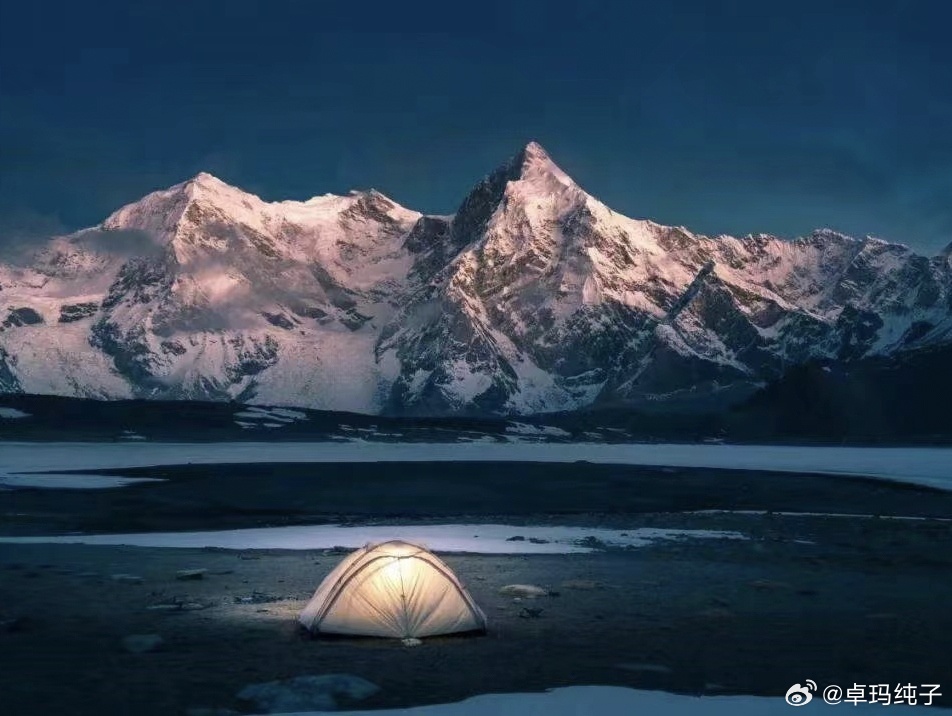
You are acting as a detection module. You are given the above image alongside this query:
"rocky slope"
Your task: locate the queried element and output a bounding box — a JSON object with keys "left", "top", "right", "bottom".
{"left": 1, "top": 142, "right": 950, "bottom": 415}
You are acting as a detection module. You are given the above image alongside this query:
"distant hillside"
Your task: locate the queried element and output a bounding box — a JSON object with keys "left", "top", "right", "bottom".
{"left": 727, "top": 343, "right": 952, "bottom": 443}
{"left": 3, "top": 342, "right": 951, "bottom": 445}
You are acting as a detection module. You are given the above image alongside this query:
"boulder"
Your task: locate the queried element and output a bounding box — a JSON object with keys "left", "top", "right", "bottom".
{"left": 499, "top": 584, "right": 548, "bottom": 598}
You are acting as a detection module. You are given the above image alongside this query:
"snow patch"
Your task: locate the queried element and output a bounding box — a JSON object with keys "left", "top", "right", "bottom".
{"left": 0, "top": 408, "right": 30, "bottom": 419}
{"left": 506, "top": 422, "right": 571, "bottom": 438}
{"left": 0, "top": 474, "right": 162, "bottom": 489}
{"left": 0, "top": 524, "right": 747, "bottom": 553}
{"left": 260, "top": 685, "right": 951, "bottom": 715}
{"left": 234, "top": 405, "right": 309, "bottom": 428}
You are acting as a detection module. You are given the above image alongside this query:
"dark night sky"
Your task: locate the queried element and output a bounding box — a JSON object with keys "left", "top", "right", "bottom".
{"left": 1, "top": 0, "right": 951, "bottom": 252}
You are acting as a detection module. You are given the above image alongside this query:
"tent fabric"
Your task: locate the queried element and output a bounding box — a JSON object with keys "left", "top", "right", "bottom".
{"left": 299, "top": 540, "right": 488, "bottom": 638}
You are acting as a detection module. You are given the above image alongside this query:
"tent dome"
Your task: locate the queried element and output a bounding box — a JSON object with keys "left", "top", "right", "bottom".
{"left": 299, "top": 540, "right": 487, "bottom": 638}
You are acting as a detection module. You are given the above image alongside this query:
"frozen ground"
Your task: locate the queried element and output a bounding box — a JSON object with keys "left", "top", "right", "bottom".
{"left": 1, "top": 441, "right": 951, "bottom": 489}
{"left": 4, "top": 526, "right": 950, "bottom": 714}
{"left": 0, "top": 524, "right": 746, "bottom": 554}
{"left": 278, "top": 685, "right": 951, "bottom": 715}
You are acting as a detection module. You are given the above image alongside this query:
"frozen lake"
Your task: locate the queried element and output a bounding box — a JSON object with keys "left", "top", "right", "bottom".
{"left": 0, "top": 523, "right": 747, "bottom": 554}
{"left": 1, "top": 441, "right": 951, "bottom": 490}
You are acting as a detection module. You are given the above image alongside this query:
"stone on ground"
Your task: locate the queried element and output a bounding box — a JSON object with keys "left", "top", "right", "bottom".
{"left": 561, "top": 579, "right": 603, "bottom": 590}
{"left": 122, "top": 634, "right": 163, "bottom": 654}
{"left": 499, "top": 584, "right": 548, "bottom": 598}
{"left": 110, "top": 574, "right": 143, "bottom": 585}
{"left": 237, "top": 674, "right": 380, "bottom": 713}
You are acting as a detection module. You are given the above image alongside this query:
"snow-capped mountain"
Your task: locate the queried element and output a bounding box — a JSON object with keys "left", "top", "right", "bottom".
{"left": 1, "top": 142, "right": 950, "bottom": 415}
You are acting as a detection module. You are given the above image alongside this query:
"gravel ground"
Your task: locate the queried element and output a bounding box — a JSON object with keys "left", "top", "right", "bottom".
{"left": 1, "top": 462, "right": 950, "bottom": 715}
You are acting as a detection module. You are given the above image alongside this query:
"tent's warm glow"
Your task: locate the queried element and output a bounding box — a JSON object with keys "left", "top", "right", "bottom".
{"left": 299, "top": 540, "right": 487, "bottom": 639}
{"left": 380, "top": 557, "right": 407, "bottom": 586}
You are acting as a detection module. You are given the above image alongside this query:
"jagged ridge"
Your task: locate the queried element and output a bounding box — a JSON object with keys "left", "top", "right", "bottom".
{"left": 1, "top": 142, "right": 950, "bottom": 415}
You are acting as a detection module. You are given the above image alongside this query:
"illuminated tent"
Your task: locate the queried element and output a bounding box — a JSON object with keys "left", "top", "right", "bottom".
{"left": 299, "top": 540, "right": 487, "bottom": 638}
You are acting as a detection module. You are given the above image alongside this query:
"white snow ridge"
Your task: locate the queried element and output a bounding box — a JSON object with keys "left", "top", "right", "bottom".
{"left": 1, "top": 142, "right": 951, "bottom": 415}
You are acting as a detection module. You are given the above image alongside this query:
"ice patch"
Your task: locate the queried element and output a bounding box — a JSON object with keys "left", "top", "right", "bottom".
{"left": 0, "top": 408, "right": 30, "bottom": 419}
{"left": 0, "top": 442, "right": 948, "bottom": 489}
{"left": 259, "top": 684, "right": 951, "bottom": 715}
{"left": 235, "top": 406, "right": 307, "bottom": 423}
{"left": 0, "top": 524, "right": 746, "bottom": 553}
{"left": 0, "top": 474, "right": 163, "bottom": 489}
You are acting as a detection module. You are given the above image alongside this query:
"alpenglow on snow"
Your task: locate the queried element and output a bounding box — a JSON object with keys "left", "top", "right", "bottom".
{"left": 1, "top": 142, "right": 951, "bottom": 415}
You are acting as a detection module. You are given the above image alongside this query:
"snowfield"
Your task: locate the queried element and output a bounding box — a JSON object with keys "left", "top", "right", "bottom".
{"left": 0, "top": 524, "right": 747, "bottom": 554}
{"left": 267, "top": 685, "right": 950, "bottom": 715}
{"left": 0, "top": 441, "right": 950, "bottom": 490}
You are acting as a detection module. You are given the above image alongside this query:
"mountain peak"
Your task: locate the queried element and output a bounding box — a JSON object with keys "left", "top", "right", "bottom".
{"left": 520, "top": 140, "right": 551, "bottom": 162}
{"left": 508, "top": 141, "right": 574, "bottom": 188}
{"left": 182, "top": 171, "right": 249, "bottom": 200}
{"left": 190, "top": 171, "right": 222, "bottom": 184}
{"left": 449, "top": 142, "right": 582, "bottom": 247}
{"left": 99, "top": 171, "right": 261, "bottom": 240}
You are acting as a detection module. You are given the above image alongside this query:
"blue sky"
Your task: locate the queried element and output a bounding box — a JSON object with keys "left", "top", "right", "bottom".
{"left": 1, "top": 0, "right": 951, "bottom": 252}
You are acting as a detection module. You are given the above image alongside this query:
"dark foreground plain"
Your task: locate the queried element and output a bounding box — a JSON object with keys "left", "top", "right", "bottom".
{"left": 1, "top": 462, "right": 951, "bottom": 715}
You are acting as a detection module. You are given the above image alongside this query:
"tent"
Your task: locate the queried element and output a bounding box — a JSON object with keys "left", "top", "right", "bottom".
{"left": 299, "top": 540, "right": 488, "bottom": 638}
